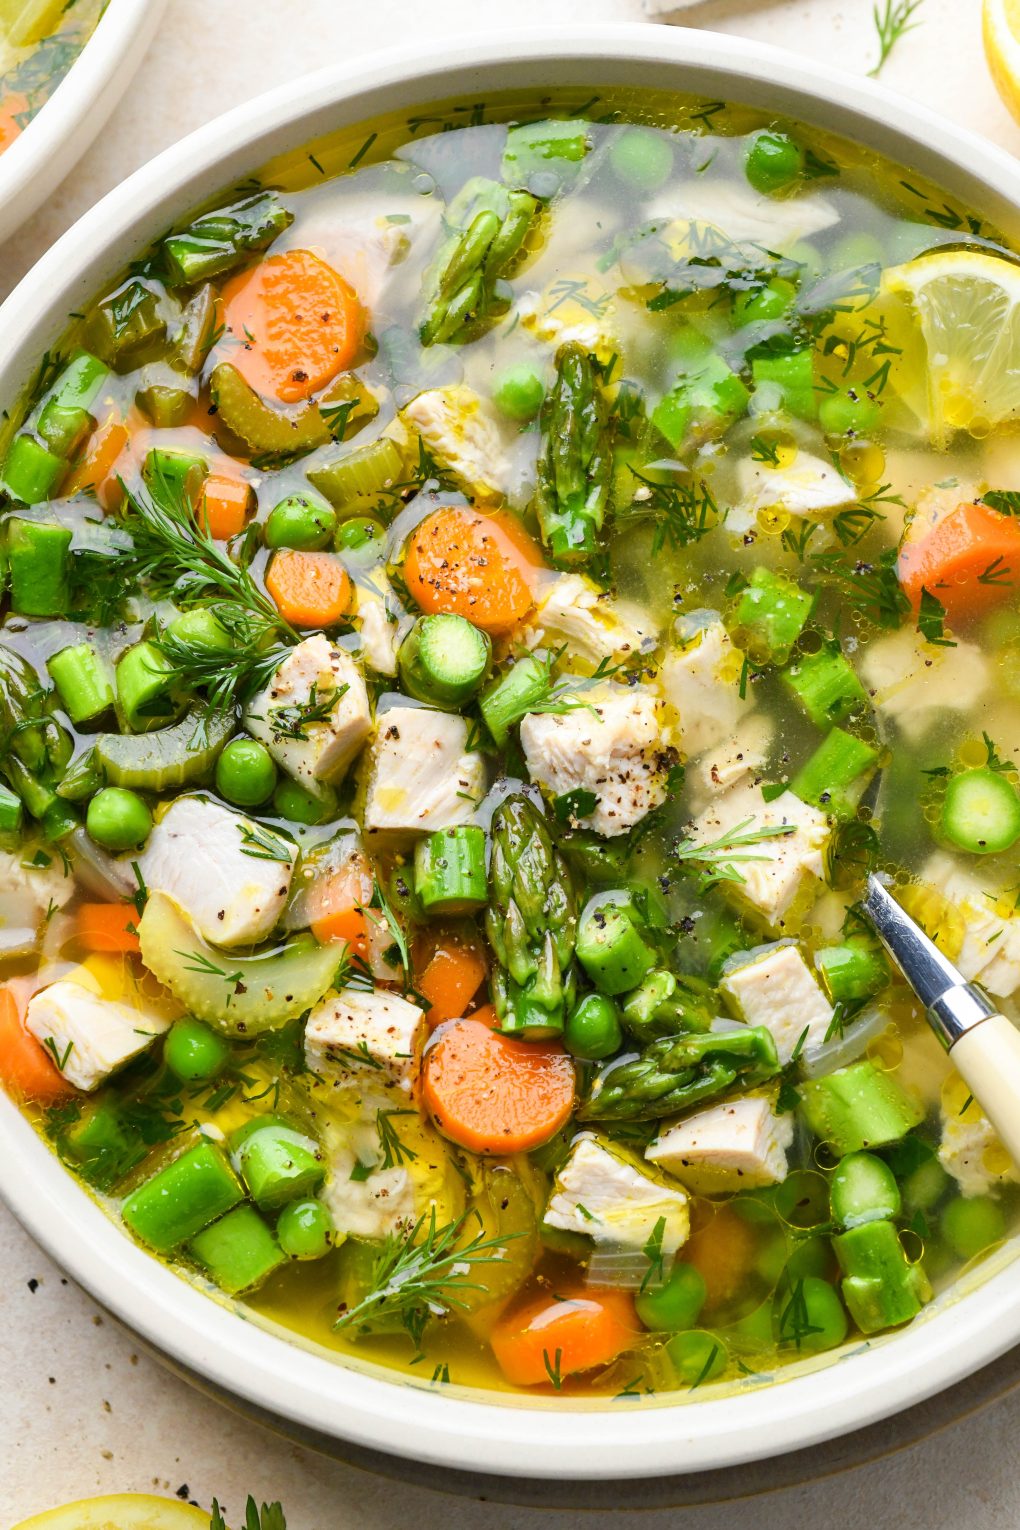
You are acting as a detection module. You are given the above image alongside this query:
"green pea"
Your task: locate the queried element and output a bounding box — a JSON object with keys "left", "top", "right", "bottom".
{"left": 273, "top": 778, "right": 337, "bottom": 825}
{"left": 941, "top": 1195, "right": 1006, "bottom": 1260}
{"left": 564, "top": 993, "right": 623, "bottom": 1060}
{"left": 215, "top": 737, "right": 278, "bottom": 807}
{"left": 277, "top": 1197, "right": 335, "bottom": 1260}
{"left": 818, "top": 389, "right": 881, "bottom": 438}
{"left": 164, "top": 1017, "right": 231, "bottom": 1083}
{"left": 901, "top": 1157, "right": 951, "bottom": 1214}
{"left": 745, "top": 130, "right": 804, "bottom": 195}
{"left": 635, "top": 1260, "right": 706, "bottom": 1332}
{"left": 492, "top": 362, "right": 545, "bottom": 422}
{"left": 86, "top": 786, "right": 152, "bottom": 851}
{"left": 665, "top": 1329, "right": 728, "bottom": 1387}
{"left": 783, "top": 1234, "right": 834, "bottom": 1281}
{"left": 773, "top": 1276, "right": 848, "bottom": 1354}
{"left": 610, "top": 128, "right": 674, "bottom": 192}
{"left": 732, "top": 278, "right": 797, "bottom": 327}
{"left": 264, "top": 493, "right": 336, "bottom": 550}
{"left": 335, "top": 516, "right": 386, "bottom": 553}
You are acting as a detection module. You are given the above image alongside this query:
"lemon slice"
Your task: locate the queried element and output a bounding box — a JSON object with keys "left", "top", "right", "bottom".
{"left": 883, "top": 248, "right": 1020, "bottom": 442}
{"left": 10, "top": 1495, "right": 216, "bottom": 1530}
{"left": 984, "top": 0, "right": 1020, "bottom": 126}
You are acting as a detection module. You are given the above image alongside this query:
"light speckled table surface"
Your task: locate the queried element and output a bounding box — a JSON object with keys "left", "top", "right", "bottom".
{"left": 4, "top": 0, "right": 1020, "bottom": 1523}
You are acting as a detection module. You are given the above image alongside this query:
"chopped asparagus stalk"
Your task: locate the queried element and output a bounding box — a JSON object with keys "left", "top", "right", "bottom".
{"left": 580, "top": 1026, "right": 779, "bottom": 1122}
{"left": 161, "top": 191, "right": 294, "bottom": 287}
{"left": 414, "top": 824, "right": 489, "bottom": 914}
{"left": 534, "top": 342, "right": 613, "bottom": 564}
{"left": 729, "top": 566, "right": 816, "bottom": 665}
{"left": 6, "top": 517, "right": 72, "bottom": 616}
{"left": 47, "top": 642, "right": 115, "bottom": 727}
{"left": 420, "top": 176, "right": 539, "bottom": 346}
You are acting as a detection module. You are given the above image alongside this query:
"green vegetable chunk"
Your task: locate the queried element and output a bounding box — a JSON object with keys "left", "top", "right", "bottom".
{"left": 188, "top": 1204, "right": 287, "bottom": 1294}
{"left": 480, "top": 655, "right": 552, "bottom": 746}
{"left": 47, "top": 643, "right": 115, "bottom": 727}
{"left": 729, "top": 567, "right": 816, "bottom": 664}
{"left": 790, "top": 728, "right": 878, "bottom": 819}
{"left": 398, "top": 613, "right": 492, "bottom": 708}
{"left": 311, "top": 436, "right": 404, "bottom": 509}
{"left": 745, "top": 130, "right": 805, "bottom": 195}
{"left": 0, "top": 783, "right": 23, "bottom": 847}
{"left": 230, "top": 1117, "right": 325, "bottom": 1210}
{"left": 564, "top": 992, "right": 623, "bottom": 1060}
{"left": 502, "top": 119, "right": 590, "bottom": 197}
{"left": 94, "top": 707, "right": 234, "bottom": 791}
{"left": 414, "top": 825, "right": 488, "bottom": 914}
{"left": 576, "top": 899, "right": 657, "bottom": 996}
{"left": 2, "top": 436, "right": 65, "bottom": 504}
{"left": 7, "top": 518, "right": 72, "bottom": 615}
{"left": 581, "top": 1027, "right": 779, "bottom": 1121}
{"left": 164, "top": 1017, "right": 232, "bottom": 1083}
{"left": 162, "top": 191, "right": 294, "bottom": 286}
{"left": 832, "top": 1219, "right": 931, "bottom": 1333}
{"left": 635, "top": 1260, "right": 706, "bottom": 1332}
{"left": 264, "top": 493, "right": 337, "bottom": 550}
{"left": 830, "top": 1151, "right": 902, "bottom": 1229}
{"left": 621, "top": 970, "right": 713, "bottom": 1042}
{"left": 534, "top": 342, "right": 612, "bottom": 563}
{"left": 782, "top": 641, "right": 868, "bottom": 729}
{"left": 419, "top": 176, "right": 538, "bottom": 346}
{"left": 798, "top": 1060, "right": 923, "bottom": 1156}
{"left": 86, "top": 786, "right": 152, "bottom": 852}
{"left": 122, "top": 1140, "right": 244, "bottom": 1252}
{"left": 277, "top": 1197, "right": 335, "bottom": 1260}
{"left": 215, "top": 737, "right": 278, "bottom": 807}
{"left": 814, "top": 940, "right": 888, "bottom": 1005}
{"left": 115, "top": 640, "right": 181, "bottom": 733}
{"left": 940, "top": 767, "right": 1020, "bottom": 854}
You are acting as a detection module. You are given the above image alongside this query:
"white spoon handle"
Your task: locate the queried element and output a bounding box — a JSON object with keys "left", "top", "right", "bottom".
{"left": 951, "top": 1014, "right": 1020, "bottom": 1167}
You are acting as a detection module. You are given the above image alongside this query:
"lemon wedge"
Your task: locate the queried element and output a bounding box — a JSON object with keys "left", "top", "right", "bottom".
{"left": 882, "top": 248, "right": 1020, "bottom": 441}
{"left": 10, "top": 1495, "right": 217, "bottom": 1530}
{"left": 983, "top": 0, "right": 1020, "bottom": 126}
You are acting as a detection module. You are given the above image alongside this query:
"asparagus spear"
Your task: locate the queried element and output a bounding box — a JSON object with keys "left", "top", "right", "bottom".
{"left": 485, "top": 794, "right": 579, "bottom": 1039}
{"left": 0, "top": 644, "right": 71, "bottom": 778}
{"left": 621, "top": 969, "right": 715, "bottom": 1043}
{"left": 579, "top": 1026, "right": 779, "bottom": 1121}
{"left": 420, "top": 177, "right": 538, "bottom": 347}
{"left": 534, "top": 342, "right": 613, "bottom": 564}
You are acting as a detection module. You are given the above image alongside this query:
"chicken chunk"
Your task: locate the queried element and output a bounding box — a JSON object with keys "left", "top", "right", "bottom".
{"left": 921, "top": 853, "right": 1020, "bottom": 1000}
{"left": 520, "top": 686, "right": 675, "bottom": 838}
{"left": 0, "top": 847, "right": 74, "bottom": 956}
{"left": 135, "top": 796, "right": 295, "bottom": 948}
{"left": 647, "top": 1096, "right": 793, "bottom": 1195}
{"left": 737, "top": 450, "right": 856, "bottom": 522}
{"left": 544, "top": 1134, "right": 690, "bottom": 1254}
{"left": 322, "top": 1110, "right": 461, "bottom": 1242}
{"left": 245, "top": 635, "right": 372, "bottom": 791}
{"left": 859, "top": 627, "right": 989, "bottom": 744}
{"left": 400, "top": 386, "right": 508, "bottom": 503}
{"left": 363, "top": 706, "right": 485, "bottom": 833}
{"left": 523, "top": 573, "right": 655, "bottom": 668}
{"left": 686, "top": 713, "right": 776, "bottom": 812}
{"left": 720, "top": 942, "right": 834, "bottom": 1064}
{"left": 25, "top": 979, "right": 169, "bottom": 1093}
{"left": 355, "top": 570, "right": 413, "bottom": 678}
{"left": 305, "top": 986, "right": 426, "bottom": 1098}
{"left": 686, "top": 783, "right": 830, "bottom": 931}
{"left": 660, "top": 613, "right": 753, "bottom": 759}
{"left": 939, "top": 1094, "right": 1019, "bottom": 1197}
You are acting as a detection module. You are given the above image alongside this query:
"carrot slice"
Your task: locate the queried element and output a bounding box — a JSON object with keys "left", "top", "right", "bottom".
{"left": 491, "top": 1288, "right": 637, "bottom": 1387}
{"left": 63, "top": 420, "right": 129, "bottom": 506}
{"left": 0, "top": 92, "right": 28, "bottom": 154}
{"left": 266, "top": 550, "right": 352, "bottom": 628}
{"left": 684, "top": 1204, "right": 758, "bottom": 1310}
{"left": 198, "top": 472, "right": 253, "bottom": 539}
{"left": 403, "top": 506, "right": 541, "bottom": 635}
{"left": 414, "top": 926, "right": 488, "bottom": 1027}
{"left": 76, "top": 903, "right": 141, "bottom": 955}
{"left": 221, "top": 249, "right": 363, "bottom": 404}
{"left": 422, "top": 1016, "right": 575, "bottom": 1153}
{"left": 0, "top": 988, "right": 75, "bottom": 1104}
{"left": 898, "top": 500, "right": 1020, "bottom": 624}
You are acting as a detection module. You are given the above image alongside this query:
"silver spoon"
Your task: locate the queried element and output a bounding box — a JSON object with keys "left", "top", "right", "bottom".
{"left": 862, "top": 872, "right": 1020, "bottom": 1163}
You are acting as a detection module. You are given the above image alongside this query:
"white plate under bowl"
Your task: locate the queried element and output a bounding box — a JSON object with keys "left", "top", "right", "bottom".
{"left": 2, "top": 24, "right": 1020, "bottom": 1483}
{"left": 0, "top": 0, "right": 166, "bottom": 245}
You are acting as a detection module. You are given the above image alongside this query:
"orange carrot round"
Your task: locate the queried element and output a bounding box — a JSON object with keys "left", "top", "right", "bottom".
{"left": 491, "top": 1288, "right": 637, "bottom": 1387}
{"left": 64, "top": 419, "right": 129, "bottom": 505}
{"left": 0, "top": 92, "right": 28, "bottom": 154}
{"left": 422, "top": 1016, "right": 575, "bottom": 1153}
{"left": 403, "top": 507, "right": 541, "bottom": 635}
{"left": 199, "top": 472, "right": 253, "bottom": 540}
{"left": 414, "top": 926, "right": 488, "bottom": 1027}
{"left": 266, "top": 550, "right": 352, "bottom": 628}
{"left": 684, "top": 1205, "right": 758, "bottom": 1311}
{"left": 221, "top": 250, "right": 363, "bottom": 404}
{"left": 898, "top": 500, "right": 1020, "bottom": 625}
{"left": 0, "top": 989, "right": 75, "bottom": 1104}
{"left": 76, "top": 903, "right": 141, "bottom": 955}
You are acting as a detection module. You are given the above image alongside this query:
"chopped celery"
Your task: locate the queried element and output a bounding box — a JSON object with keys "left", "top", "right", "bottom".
{"left": 6, "top": 517, "right": 72, "bottom": 615}
{"left": 310, "top": 435, "right": 405, "bottom": 509}
{"left": 789, "top": 728, "right": 878, "bottom": 819}
{"left": 729, "top": 566, "right": 816, "bottom": 664}
{"left": 94, "top": 707, "right": 234, "bottom": 790}
{"left": 143, "top": 446, "right": 207, "bottom": 509}
{"left": 782, "top": 641, "right": 868, "bottom": 728}
{"left": 210, "top": 362, "right": 331, "bottom": 457}
{"left": 2, "top": 436, "right": 65, "bottom": 504}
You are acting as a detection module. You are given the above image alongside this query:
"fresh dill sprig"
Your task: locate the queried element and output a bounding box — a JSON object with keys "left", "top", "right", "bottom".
{"left": 155, "top": 602, "right": 292, "bottom": 736}
{"left": 674, "top": 817, "right": 797, "bottom": 890}
{"left": 810, "top": 546, "right": 910, "bottom": 630}
{"left": 620, "top": 469, "right": 720, "bottom": 554}
{"left": 334, "top": 1207, "right": 519, "bottom": 1348}
{"left": 376, "top": 1108, "right": 418, "bottom": 1170}
{"left": 868, "top": 0, "right": 926, "bottom": 77}
{"left": 263, "top": 681, "right": 347, "bottom": 741}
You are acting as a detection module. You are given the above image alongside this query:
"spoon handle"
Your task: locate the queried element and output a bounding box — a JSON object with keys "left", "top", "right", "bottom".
{"left": 951, "top": 1014, "right": 1020, "bottom": 1166}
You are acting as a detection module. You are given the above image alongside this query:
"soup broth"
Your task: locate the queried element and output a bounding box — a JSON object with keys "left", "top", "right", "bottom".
{"left": 3, "top": 87, "right": 1020, "bottom": 1402}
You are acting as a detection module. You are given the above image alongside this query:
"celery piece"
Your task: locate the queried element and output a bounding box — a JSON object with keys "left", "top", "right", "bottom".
{"left": 57, "top": 1098, "right": 147, "bottom": 1190}
{"left": 94, "top": 707, "right": 234, "bottom": 791}
{"left": 122, "top": 1140, "right": 244, "bottom": 1252}
{"left": 782, "top": 641, "right": 868, "bottom": 728}
{"left": 311, "top": 435, "right": 405, "bottom": 509}
{"left": 86, "top": 278, "right": 169, "bottom": 371}
{"left": 799, "top": 1060, "right": 923, "bottom": 1156}
{"left": 4, "top": 756, "right": 56, "bottom": 821}
{"left": 651, "top": 352, "right": 750, "bottom": 453}
{"left": 729, "top": 566, "right": 816, "bottom": 664}
{"left": 790, "top": 728, "right": 878, "bottom": 820}
{"left": 414, "top": 825, "right": 488, "bottom": 914}
{"left": 229, "top": 1118, "right": 325, "bottom": 1210}
{"left": 833, "top": 1219, "right": 931, "bottom": 1333}
{"left": 502, "top": 119, "right": 590, "bottom": 197}
{"left": 115, "top": 640, "right": 181, "bottom": 733}
{"left": 751, "top": 345, "right": 817, "bottom": 420}
{"left": 47, "top": 643, "right": 115, "bottom": 727}
{"left": 479, "top": 654, "right": 550, "bottom": 746}
{"left": 7, "top": 517, "right": 72, "bottom": 615}
{"left": 162, "top": 192, "right": 293, "bottom": 287}
{"left": 2, "top": 436, "right": 65, "bottom": 505}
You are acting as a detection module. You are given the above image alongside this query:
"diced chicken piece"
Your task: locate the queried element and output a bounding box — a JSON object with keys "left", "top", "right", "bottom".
{"left": 520, "top": 686, "right": 674, "bottom": 838}
{"left": 660, "top": 613, "right": 753, "bottom": 759}
{"left": 245, "top": 635, "right": 372, "bottom": 791}
{"left": 686, "top": 782, "right": 830, "bottom": 931}
{"left": 720, "top": 942, "right": 834, "bottom": 1064}
{"left": 859, "top": 627, "right": 989, "bottom": 744}
{"left": 363, "top": 706, "right": 485, "bottom": 833}
{"left": 136, "top": 796, "right": 294, "bottom": 948}
{"left": 322, "top": 1110, "right": 460, "bottom": 1242}
{"left": 400, "top": 386, "right": 508, "bottom": 503}
{"left": 324, "top": 1138, "right": 418, "bottom": 1240}
{"left": 647, "top": 1096, "right": 793, "bottom": 1195}
{"left": 939, "top": 1094, "right": 1019, "bottom": 1197}
{"left": 305, "top": 986, "right": 426, "bottom": 1097}
{"left": 686, "top": 714, "right": 776, "bottom": 812}
{"left": 921, "top": 853, "right": 1020, "bottom": 999}
{"left": 517, "top": 281, "right": 616, "bottom": 361}
{"left": 648, "top": 182, "right": 839, "bottom": 252}
{"left": 737, "top": 450, "right": 856, "bottom": 520}
{"left": 0, "top": 847, "right": 75, "bottom": 956}
{"left": 25, "top": 979, "right": 169, "bottom": 1093}
{"left": 355, "top": 571, "right": 413, "bottom": 678}
{"left": 523, "top": 573, "right": 656, "bottom": 668}
{"left": 544, "top": 1134, "right": 690, "bottom": 1254}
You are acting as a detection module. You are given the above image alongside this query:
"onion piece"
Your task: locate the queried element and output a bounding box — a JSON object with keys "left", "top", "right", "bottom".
{"left": 69, "top": 826, "right": 138, "bottom": 902}
{"left": 585, "top": 1245, "right": 652, "bottom": 1291}
{"left": 799, "top": 1002, "right": 892, "bottom": 1079}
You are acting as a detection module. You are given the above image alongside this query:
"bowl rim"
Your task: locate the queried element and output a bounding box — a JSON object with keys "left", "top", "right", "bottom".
{"left": 3, "top": 21, "right": 1020, "bottom": 1481}
{"left": 0, "top": 0, "right": 167, "bottom": 245}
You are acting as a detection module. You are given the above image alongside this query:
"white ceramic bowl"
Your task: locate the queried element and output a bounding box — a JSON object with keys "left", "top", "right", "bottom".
{"left": 0, "top": 0, "right": 166, "bottom": 245}
{"left": 3, "top": 24, "right": 1020, "bottom": 1482}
